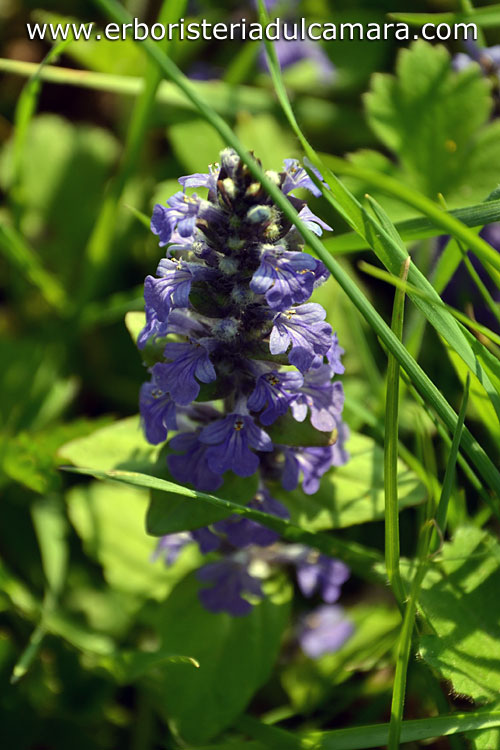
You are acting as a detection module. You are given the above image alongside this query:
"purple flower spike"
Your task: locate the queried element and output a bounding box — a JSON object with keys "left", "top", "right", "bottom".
{"left": 299, "top": 605, "right": 354, "bottom": 659}
{"left": 197, "top": 559, "right": 263, "bottom": 616}
{"left": 178, "top": 164, "right": 219, "bottom": 195}
{"left": 153, "top": 341, "right": 216, "bottom": 406}
{"left": 248, "top": 370, "right": 303, "bottom": 425}
{"left": 200, "top": 414, "right": 273, "bottom": 478}
{"left": 141, "top": 150, "right": 350, "bottom": 617}
{"left": 295, "top": 551, "right": 350, "bottom": 603}
{"left": 270, "top": 304, "right": 332, "bottom": 372}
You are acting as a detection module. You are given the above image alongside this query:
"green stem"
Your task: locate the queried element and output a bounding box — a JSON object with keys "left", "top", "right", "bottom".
{"left": 385, "top": 258, "right": 410, "bottom": 611}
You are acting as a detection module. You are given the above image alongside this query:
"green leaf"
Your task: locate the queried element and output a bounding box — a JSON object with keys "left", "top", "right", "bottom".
{"left": 467, "top": 711, "right": 500, "bottom": 750}
{"left": 58, "top": 415, "right": 161, "bottom": 473}
{"left": 2, "top": 417, "right": 110, "bottom": 493}
{"left": 365, "top": 40, "right": 494, "bottom": 203}
{"left": 147, "top": 572, "right": 291, "bottom": 744}
{"left": 407, "top": 527, "right": 500, "bottom": 703}
{"left": 66, "top": 480, "right": 201, "bottom": 598}
{"left": 31, "top": 498, "right": 68, "bottom": 597}
{"left": 270, "top": 432, "right": 425, "bottom": 532}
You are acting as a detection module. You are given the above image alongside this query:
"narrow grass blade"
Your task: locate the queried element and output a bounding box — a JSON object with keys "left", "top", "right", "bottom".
{"left": 385, "top": 257, "right": 410, "bottom": 612}
{"left": 61, "top": 465, "right": 384, "bottom": 580}
{"left": 434, "top": 375, "right": 470, "bottom": 542}
{"left": 401, "top": 374, "right": 498, "bottom": 518}
{"left": 11, "top": 498, "right": 68, "bottom": 684}
{"left": 358, "top": 260, "right": 500, "bottom": 348}
{"left": 301, "top": 710, "right": 500, "bottom": 749}
{"left": 0, "top": 57, "right": 328, "bottom": 122}
{"left": 325, "top": 198, "right": 500, "bottom": 254}
{"left": 320, "top": 153, "right": 500, "bottom": 282}
{"left": 10, "top": 40, "right": 72, "bottom": 221}
{"left": 238, "top": 709, "right": 500, "bottom": 749}
{"left": 388, "top": 522, "right": 433, "bottom": 750}
{"left": 0, "top": 224, "right": 67, "bottom": 312}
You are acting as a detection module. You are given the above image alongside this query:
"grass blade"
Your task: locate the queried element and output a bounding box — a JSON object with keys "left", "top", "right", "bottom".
{"left": 385, "top": 257, "right": 410, "bottom": 612}
{"left": 434, "top": 375, "right": 471, "bottom": 542}
{"left": 61, "top": 465, "right": 384, "bottom": 581}
{"left": 301, "top": 709, "right": 500, "bottom": 749}
{"left": 0, "top": 224, "right": 67, "bottom": 312}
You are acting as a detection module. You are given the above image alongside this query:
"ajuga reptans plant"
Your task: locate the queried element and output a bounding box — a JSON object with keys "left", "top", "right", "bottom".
{"left": 137, "top": 149, "right": 352, "bottom": 653}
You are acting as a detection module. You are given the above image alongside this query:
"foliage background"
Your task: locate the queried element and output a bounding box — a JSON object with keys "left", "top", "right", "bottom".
{"left": 1, "top": 0, "right": 500, "bottom": 748}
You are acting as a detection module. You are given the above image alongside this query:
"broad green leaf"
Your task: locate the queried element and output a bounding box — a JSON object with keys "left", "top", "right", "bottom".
{"left": 147, "top": 572, "right": 291, "bottom": 744}
{"left": 270, "top": 432, "right": 425, "bottom": 532}
{"left": 59, "top": 415, "right": 160, "bottom": 473}
{"left": 467, "top": 712, "right": 500, "bottom": 750}
{"left": 2, "top": 417, "right": 110, "bottom": 493}
{"left": 408, "top": 527, "right": 500, "bottom": 703}
{"left": 365, "top": 41, "right": 494, "bottom": 204}
{"left": 66, "top": 480, "right": 201, "bottom": 598}
{"left": 0, "top": 115, "right": 120, "bottom": 275}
